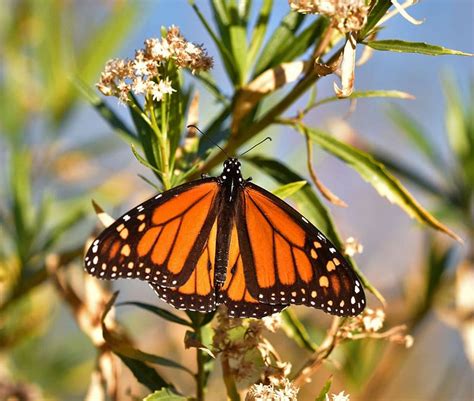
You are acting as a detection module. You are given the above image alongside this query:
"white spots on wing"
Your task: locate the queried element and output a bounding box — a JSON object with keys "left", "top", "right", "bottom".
{"left": 351, "top": 296, "right": 356, "bottom": 305}
{"left": 155, "top": 194, "right": 162, "bottom": 199}
{"left": 302, "top": 216, "right": 309, "bottom": 223}
{"left": 123, "top": 215, "right": 130, "bottom": 222}
{"left": 329, "top": 247, "right": 336, "bottom": 253}
{"left": 92, "top": 245, "right": 98, "bottom": 253}
{"left": 137, "top": 205, "right": 144, "bottom": 211}
{"left": 355, "top": 286, "right": 360, "bottom": 294}
{"left": 90, "top": 267, "right": 95, "bottom": 273}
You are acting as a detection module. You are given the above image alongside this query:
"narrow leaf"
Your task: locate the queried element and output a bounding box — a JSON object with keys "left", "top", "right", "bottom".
{"left": 315, "top": 376, "right": 333, "bottom": 401}
{"left": 117, "top": 301, "right": 192, "bottom": 327}
{"left": 143, "top": 388, "right": 187, "bottom": 401}
{"left": 359, "top": 0, "right": 392, "bottom": 39}
{"left": 119, "top": 355, "right": 170, "bottom": 391}
{"left": 386, "top": 105, "right": 437, "bottom": 164}
{"left": 74, "top": 78, "right": 139, "bottom": 145}
{"left": 294, "top": 123, "right": 462, "bottom": 242}
{"left": 253, "top": 12, "right": 305, "bottom": 75}
{"left": 272, "top": 181, "right": 307, "bottom": 200}
{"left": 281, "top": 310, "right": 317, "bottom": 352}
{"left": 228, "top": 1, "right": 248, "bottom": 84}
{"left": 442, "top": 74, "right": 470, "bottom": 160}
{"left": 365, "top": 40, "right": 473, "bottom": 56}
{"left": 248, "top": 0, "right": 273, "bottom": 66}
{"left": 314, "top": 89, "right": 414, "bottom": 108}
{"left": 102, "top": 293, "right": 194, "bottom": 376}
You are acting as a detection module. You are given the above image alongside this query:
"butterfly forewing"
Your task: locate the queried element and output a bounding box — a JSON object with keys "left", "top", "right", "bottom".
{"left": 84, "top": 179, "right": 220, "bottom": 288}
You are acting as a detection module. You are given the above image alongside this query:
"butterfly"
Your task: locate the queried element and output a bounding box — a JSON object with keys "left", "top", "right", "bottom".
{"left": 85, "top": 157, "right": 366, "bottom": 318}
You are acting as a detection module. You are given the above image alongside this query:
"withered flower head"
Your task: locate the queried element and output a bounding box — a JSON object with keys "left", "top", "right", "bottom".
{"left": 97, "top": 26, "right": 213, "bottom": 103}
{"left": 288, "top": 0, "right": 369, "bottom": 33}
{"left": 246, "top": 378, "right": 299, "bottom": 401}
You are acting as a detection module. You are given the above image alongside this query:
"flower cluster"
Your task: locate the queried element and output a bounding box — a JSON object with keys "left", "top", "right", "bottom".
{"left": 246, "top": 378, "right": 299, "bottom": 401}
{"left": 338, "top": 308, "right": 414, "bottom": 348}
{"left": 288, "top": 0, "right": 369, "bottom": 33}
{"left": 213, "top": 308, "right": 290, "bottom": 385}
{"left": 97, "top": 26, "right": 213, "bottom": 103}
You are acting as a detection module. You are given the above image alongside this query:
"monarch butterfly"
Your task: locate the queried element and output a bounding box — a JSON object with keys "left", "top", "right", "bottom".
{"left": 84, "top": 157, "right": 366, "bottom": 318}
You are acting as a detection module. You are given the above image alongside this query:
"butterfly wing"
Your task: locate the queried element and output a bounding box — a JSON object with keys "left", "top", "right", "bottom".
{"left": 148, "top": 217, "right": 218, "bottom": 313}
{"left": 85, "top": 178, "right": 221, "bottom": 293}
{"left": 233, "top": 182, "right": 366, "bottom": 317}
{"left": 217, "top": 223, "right": 289, "bottom": 318}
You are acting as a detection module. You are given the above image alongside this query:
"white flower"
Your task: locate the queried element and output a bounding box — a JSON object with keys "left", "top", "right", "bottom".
{"left": 326, "top": 390, "right": 350, "bottom": 401}
{"left": 362, "top": 308, "right": 385, "bottom": 332}
{"left": 132, "top": 76, "right": 148, "bottom": 94}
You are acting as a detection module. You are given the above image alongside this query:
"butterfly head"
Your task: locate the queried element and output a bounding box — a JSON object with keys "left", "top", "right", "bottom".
{"left": 220, "top": 158, "right": 244, "bottom": 185}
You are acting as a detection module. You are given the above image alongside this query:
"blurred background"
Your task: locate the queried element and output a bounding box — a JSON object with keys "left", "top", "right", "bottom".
{"left": 0, "top": 1, "right": 473, "bottom": 400}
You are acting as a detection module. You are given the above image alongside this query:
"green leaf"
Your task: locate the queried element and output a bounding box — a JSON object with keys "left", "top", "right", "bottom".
{"left": 314, "top": 90, "right": 415, "bottom": 108}
{"left": 102, "top": 293, "right": 194, "bottom": 376}
{"left": 365, "top": 40, "right": 473, "bottom": 56}
{"left": 386, "top": 104, "right": 438, "bottom": 164}
{"left": 315, "top": 376, "right": 333, "bottom": 401}
{"left": 281, "top": 310, "right": 317, "bottom": 352}
{"left": 75, "top": 78, "right": 139, "bottom": 146}
{"left": 248, "top": 0, "right": 273, "bottom": 66}
{"left": 442, "top": 74, "right": 471, "bottom": 161}
{"left": 253, "top": 11, "right": 305, "bottom": 76}
{"left": 117, "top": 301, "right": 192, "bottom": 327}
{"left": 143, "top": 389, "right": 187, "bottom": 401}
{"left": 190, "top": 1, "right": 239, "bottom": 84}
{"left": 228, "top": 1, "right": 248, "bottom": 85}
{"left": 359, "top": 0, "right": 392, "bottom": 39}
{"left": 272, "top": 180, "right": 307, "bottom": 199}
{"left": 294, "top": 123, "right": 462, "bottom": 242}
{"left": 77, "top": 3, "right": 137, "bottom": 84}
{"left": 119, "top": 355, "right": 171, "bottom": 392}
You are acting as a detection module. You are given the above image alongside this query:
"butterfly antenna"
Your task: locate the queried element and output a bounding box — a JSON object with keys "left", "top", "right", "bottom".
{"left": 238, "top": 137, "right": 272, "bottom": 157}
{"left": 187, "top": 124, "right": 230, "bottom": 158}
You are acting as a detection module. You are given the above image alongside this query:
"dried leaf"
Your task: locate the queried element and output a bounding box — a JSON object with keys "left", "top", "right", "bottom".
{"left": 92, "top": 200, "right": 116, "bottom": 228}
{"left": 334, "top": 34, "right": 357, "bottom": 98}
{"left": 232, "top": 61, "right": 309, "bottom": 133}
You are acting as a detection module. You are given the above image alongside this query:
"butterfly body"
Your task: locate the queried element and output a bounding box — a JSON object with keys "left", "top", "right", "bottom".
{"left": 85, "top": 158, "right": 366, "bottom": 318}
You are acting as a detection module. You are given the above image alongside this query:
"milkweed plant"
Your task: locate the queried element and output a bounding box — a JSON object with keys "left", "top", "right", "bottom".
{"left": 0, "top": 1, "right": 472, "bottom": 401}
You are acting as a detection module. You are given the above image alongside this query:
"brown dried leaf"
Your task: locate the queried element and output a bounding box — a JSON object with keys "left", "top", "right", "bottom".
{"left": 232, "top": 61, "right": 309, "bottom": 134}
{"left": 92, "top": 200, "right": 116, "bottom": 228}
{"left": 334, "top": 34, "right": 357, "bottom": 98}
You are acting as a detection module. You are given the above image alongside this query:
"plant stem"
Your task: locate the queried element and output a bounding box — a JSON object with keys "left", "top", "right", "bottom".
{"left": 194, "top": 320, "right": 206, "bottom": 401}
{"left": 148, "top": 98, "right": 171, "bottom": 190}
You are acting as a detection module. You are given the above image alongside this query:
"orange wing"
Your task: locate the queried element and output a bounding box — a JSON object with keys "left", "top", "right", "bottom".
{"left": 217, "top": 223, "right": 288, "bottom": 318}
{"left": 84, "top": 179, "right": 220, "bottom": 291}
{"left": 149, "top": 218, "right": 218, "bottom": 313}
{"left": 233, "top": 183, "right": 365, "bottom": 317}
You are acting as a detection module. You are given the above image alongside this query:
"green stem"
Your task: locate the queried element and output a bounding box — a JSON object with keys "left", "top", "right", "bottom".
{"left": 147, "top": 97, "right": 171, "bottom": 190}
{"left": 193, "top": 318, "right": 206, "bottom": 401}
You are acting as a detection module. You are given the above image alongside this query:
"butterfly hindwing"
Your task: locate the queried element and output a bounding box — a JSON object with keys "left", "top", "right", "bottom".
{"left": 85, "top": 178, "right": 220, "bottom": 288}
{"left": 217, "top": 223, "right": 289, "bottom": 318}
{"left": 149, "top": 218, "right": 218, "bottom": 313}
{"left": 235, "top": 183, "right": 365, "bottom": 317}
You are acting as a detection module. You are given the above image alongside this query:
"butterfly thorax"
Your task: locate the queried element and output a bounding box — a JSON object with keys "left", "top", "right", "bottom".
{"left": 218, "top": 157, "right": 245, "bottom": 203}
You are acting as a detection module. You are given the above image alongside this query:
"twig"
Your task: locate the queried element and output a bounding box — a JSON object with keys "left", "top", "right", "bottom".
{"left": 304, "top": 132, "right": 348, "bottom": 207}
{"left": 292, "top": 317, "right": 341, "bottom": 387}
